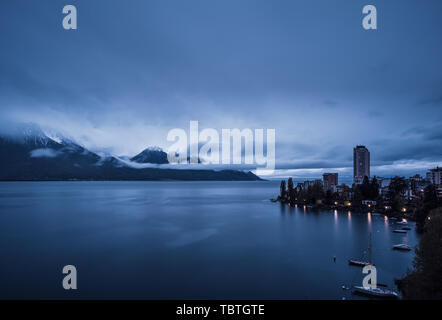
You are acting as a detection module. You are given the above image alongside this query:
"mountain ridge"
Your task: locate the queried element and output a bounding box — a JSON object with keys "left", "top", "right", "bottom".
{"left": 0, "top": 124, "right": 261, "bottom": 181}
{"left": 130, "top": 147, "right": 169, "bottom": 164}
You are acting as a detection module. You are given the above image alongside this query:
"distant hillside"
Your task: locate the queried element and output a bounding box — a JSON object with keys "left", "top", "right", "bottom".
{"left": 0, "top": 125, "right": 261, "bottom": 181}
{"left": 131, "top": 147, "right": 168, "bottom": 164}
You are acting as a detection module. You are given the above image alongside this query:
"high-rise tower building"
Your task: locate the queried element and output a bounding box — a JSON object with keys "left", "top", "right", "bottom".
{"left": 353, "top": 145, "right": 370, "bottom": 185}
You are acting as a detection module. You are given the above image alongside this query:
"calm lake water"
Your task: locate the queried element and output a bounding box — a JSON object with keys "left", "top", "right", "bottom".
{"left": 0, "top": 181, "right": 418, "bottom": 299}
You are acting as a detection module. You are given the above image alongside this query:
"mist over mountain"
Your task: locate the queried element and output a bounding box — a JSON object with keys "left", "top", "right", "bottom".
{"left": 0, "top": 124, "right": 260, "bottom": 181}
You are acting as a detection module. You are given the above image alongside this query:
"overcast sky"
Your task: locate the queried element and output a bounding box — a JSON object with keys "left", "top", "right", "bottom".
{"left": 1, "top": 0, "right": 441, "bottom": 178}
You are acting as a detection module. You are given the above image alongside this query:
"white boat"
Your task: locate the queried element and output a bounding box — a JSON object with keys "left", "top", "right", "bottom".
{"left": 396, "top": 221, "right": 408, "bottom": 225}
{"left": 348, "top": 259, "right": 372, "bottom": 267}
{"left": 353, "top": 286, "right": 399, "bottom": 299}
{"left": 393, "top": 244, "right": 411, "bottom": 251}
{"left": 348, "top": 234, "right": 400, "bottom": 299}
{"left": 393, "top": 229, "right": 407, "bottom": 234}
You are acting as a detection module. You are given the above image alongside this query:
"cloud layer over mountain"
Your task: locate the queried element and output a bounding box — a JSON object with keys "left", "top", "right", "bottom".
{"left": 1, "top": 0, "right": 441, "bottom": 177}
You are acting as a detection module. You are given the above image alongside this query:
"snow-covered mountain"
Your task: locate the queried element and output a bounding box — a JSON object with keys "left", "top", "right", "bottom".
{"left": 0, "top": 124, "right": 261, "bottom": 181}
{"left": 0, "top": 124, "right": 106, "bottom": 179}
{"left": 130, "top": 147, "right": 169, "bottom": 164}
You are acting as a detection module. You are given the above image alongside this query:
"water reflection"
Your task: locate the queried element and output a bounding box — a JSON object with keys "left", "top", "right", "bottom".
{"left": 0, "top": 181, "right": 420, "bottom": 300}
{"left": 288, "top": 205, "right": 295, "bottom": 215}
{"left": 280, "top": 202, "right": 286, "bottom": 215}
{"left": 367, "top": 212, "right": 372, "bottom": 231}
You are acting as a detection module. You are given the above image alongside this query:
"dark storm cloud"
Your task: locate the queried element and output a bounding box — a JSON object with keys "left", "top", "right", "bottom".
{"left": 323, "top": 100, "right": 340, "bottom": 108}
{"left": 377, "top": 144, "right": 441, "bottom": 163}
{"left": 0, "top": 62, "right": 82, "bottom": 106}
{"left": 0, "top": 0, "right": 441, "bottom": 175}
{"left": 367, "top": 110, "right": 383, "bottom": 118}
{"left": 418, "top": 95, "right": 442, "bottom": 106}
{"left": 401, "top": 124, "right": 442, "bottom": 142}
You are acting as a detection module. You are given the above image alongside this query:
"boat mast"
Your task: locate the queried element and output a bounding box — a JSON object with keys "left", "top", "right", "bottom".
{"left": 368, "top": 232, "right": 372, "bottom": 264}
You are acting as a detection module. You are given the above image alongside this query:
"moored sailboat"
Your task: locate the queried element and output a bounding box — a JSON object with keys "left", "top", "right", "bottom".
{"left": 348, "top": 233, "right": 373, "bottom": 267}
{"left": 348, "top": 259, "right": 373, "bottom": 267}
{"left": 353, "top": 286, "right": 399, "bottom": 299}
{"left": 348, "top": 233, "right": 400, "bottom": 299}
{"left": 393, "top": 244, "right": 411, "bottom": 251}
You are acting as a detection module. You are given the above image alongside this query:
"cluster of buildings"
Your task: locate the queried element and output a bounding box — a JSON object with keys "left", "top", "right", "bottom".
{"left": 293, "top": 145, "right": 442, "bottom": 201}
{"left": 427, "top": 167, "right": 442, "bottom": 186}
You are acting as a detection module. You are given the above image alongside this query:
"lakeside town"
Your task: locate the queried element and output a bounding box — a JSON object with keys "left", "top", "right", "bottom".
{"left": 274, "top": 145, "right": 442, "bottom": 299}
{"left": 275, "top": 146, "right": 442, "bottom": 232}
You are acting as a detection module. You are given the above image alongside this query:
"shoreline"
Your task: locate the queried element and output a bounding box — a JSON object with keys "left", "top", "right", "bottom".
{"left": 271, "top": 198, "right": 415, "bottom": 220}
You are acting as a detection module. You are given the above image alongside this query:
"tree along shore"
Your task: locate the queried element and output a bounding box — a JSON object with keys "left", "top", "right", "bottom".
{"left": 274, "top": 176, "right": 441, "bottom": 232}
